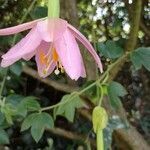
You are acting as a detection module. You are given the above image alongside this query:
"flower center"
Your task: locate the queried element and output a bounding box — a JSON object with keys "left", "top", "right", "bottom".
{"left": 40, "top": 47, "right": 64, "bottom": 75}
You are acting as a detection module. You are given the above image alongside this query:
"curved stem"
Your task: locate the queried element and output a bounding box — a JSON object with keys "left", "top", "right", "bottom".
{"left": 98, "top": 85, "right": 104, "bottom": 106}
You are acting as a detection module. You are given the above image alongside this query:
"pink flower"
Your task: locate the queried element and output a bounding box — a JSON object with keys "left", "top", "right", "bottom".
{"left": 0, "top": 18, "right": 103, "bottom": 80}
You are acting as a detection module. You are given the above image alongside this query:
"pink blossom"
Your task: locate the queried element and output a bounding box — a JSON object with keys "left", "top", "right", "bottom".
{"left": 0, "top": 18, "right": 103, "bottom": 80}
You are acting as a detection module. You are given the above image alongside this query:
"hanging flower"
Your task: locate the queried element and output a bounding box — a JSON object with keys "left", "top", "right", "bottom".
{"left": 0, "top": 18, "right": 103, "bottom": 80}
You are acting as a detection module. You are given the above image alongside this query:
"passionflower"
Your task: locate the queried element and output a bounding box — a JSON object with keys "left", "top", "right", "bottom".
{"left": 0, "top": 18, "right": 103, "bottom": 80}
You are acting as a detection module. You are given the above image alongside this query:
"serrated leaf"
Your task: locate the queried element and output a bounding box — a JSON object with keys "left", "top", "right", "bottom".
{"left": 92, "top": 106, "right": 108, "bottom": 133}
{"left": 108, "top": 81, "right": 127, "bottom": 109}
{"left": 54, "top": 94, "right": 84, "bottom": 122}
{"left": 97, "top": 40, "right": 124, "bottom": 59}
{"left": 0, "top": 129, "right": 9, "bottom": 144}
{"left": 131, "top": 47, "right": 150, "bottom": 71}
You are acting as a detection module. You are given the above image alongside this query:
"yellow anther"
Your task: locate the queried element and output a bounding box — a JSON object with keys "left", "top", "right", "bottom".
{"left": 52, "top": 48, "right": 59, "bottom": 62}
{"left": 40, "top": 51, "right": 48, "bottom": 65}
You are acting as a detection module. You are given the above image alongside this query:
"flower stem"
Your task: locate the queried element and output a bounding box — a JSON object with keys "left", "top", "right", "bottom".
{"left": 48, "top": 0, "right": 60, "bottom": 18}
{"left": 97, "top": 129, "right": 104, "bottom": 150}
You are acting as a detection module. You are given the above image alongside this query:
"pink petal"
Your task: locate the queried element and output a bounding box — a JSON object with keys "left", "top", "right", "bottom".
{"left": 35, "top": 42, "right": 56, "bottom": 78}
{"left": 68, "top": 24, "right": 103, "bottom": 73}
{"left": 54, "top": 29, "right": 86, "bottom": 80}
{"left": 23, "top": 50, "right": 37, "bottom": 61}
{"left": 0, "top": 19, "right": 41, "bottom": 36}
{"left": 1, "top": 27, "right": 41, "bottom": 67}
{"left": 36, "top": 18, "right": 68, "bottom": 42}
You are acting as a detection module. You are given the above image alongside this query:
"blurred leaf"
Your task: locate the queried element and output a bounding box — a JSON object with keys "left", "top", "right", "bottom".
{"left": 6, "top": 94, "right": 24, "bottom": 106}
{"left": 0, "top": 129, "right": 9, "bottom": 144}
{"left": 10, "top": 62, "right": 23, "bottom": 76}
{"left": 131, "top": 47, "right": 150, "bottom": 71}
{"left": 30, "top": 6, "right": 47, "bottom": 19}
{"left": 0, "top": 68, "right": 8, "bottom": 78}
{"left": 54, "top": 94, "right": 84, "bottom": 122}
{"left": 21, "top": 112, "right": 54, "bottom": 143}
{"left": 0, "top": 112, "right": 5, "bottom": 125}
{"left": 17, "top": 96, "right": 40, "bottom": 117}
{"left": 97, "top": 40, "right": 124, "bottom": 59}
{"left": 107, "top": 81, "right": 127, "bottom": 109}
{"left": 1, "top": 103, "right": 17, "bottom": 124}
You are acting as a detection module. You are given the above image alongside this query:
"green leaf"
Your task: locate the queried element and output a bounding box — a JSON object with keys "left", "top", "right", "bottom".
{"left": 31, "top": 113, "right": 54, "bottom": 142}
{"left": 0, "top": 129, "right": 9, "bottom": 144}
{"left": 0, "top": 112, "right": 5, "bottom": 125}
{"left": 54, "top": 94, "right": 84, "bottom": 122}
{"left": 1, "top": 104, "right": 17, "bottom": 124}
{"left": 21, "top": 113, "right": 54, "bottom": 143}
{"left": 21, "top": 113, "right": 37, "bottom": 131}
{"left": 97, "top": 40, "right": 124, "bottom": 59}
{"left": 10, "top": 62, "right": 23, "bottom": 76}
{"left": 131, "top": 47, "right": 150, "bottom": 71}
{"left": 30, "top": 6, "right": 47, "bottom": 19}
{"left": 107, "top": 81, "right": 127, "bottom": 109}
{"left": 17, "top": 97, "right": 40, "bottom": 117}
{"left": 6, "top": 94, "right": 24, "bottom": 106}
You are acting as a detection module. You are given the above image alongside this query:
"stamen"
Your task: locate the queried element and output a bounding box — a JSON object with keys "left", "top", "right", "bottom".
{"left": 41, "top": 46, "right": 65, "bottom": 75}
{"left": 52, "top": 48, "right": 59, "bottom": 62}
{"left": 54, "top": 69, "right": 60, "bottom": 75}
{"left": 39, "top": 51, "right": 47, "bottom": 65}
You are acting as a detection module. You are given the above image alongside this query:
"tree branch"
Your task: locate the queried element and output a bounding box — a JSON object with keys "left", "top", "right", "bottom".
{"left": 46, "top": 127, "right": 96, "bottom": 148}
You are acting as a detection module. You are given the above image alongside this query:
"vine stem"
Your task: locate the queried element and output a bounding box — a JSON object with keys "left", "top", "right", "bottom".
{"left": 0, "top": 0, "right": 37, "bottom": 98}
{"left": 41, "top": 52, "right": 130, "bottom": 112}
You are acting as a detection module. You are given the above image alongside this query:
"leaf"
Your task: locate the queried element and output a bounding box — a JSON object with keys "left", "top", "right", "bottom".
{"left": 107, "top": 81, "right": 127, "bottom": 109}
{"left": 30, "top": 6, "right": 47, "bottom": 19}
{"left": 97, "top": 40, "right": 124, "bottom": 59}
{"left": 10, "top": 62, "right": 23, "bottom": 76}
{"left": 21, "top": 113, "right": 37, "bottom": 131}
{"left": 0, "top": 112, "right": 5, "bottom": 125}
{"left": 92, "top": 106, "right": 108, "bottom": 133}
{"left": 31, "top": 113, "right": 54, "bottom": 142}
{"left": 6, "top": 94, "right": 24, "bottom": 106}
{"left": 17, "top": 96, "right": 40, "bottom": 117}
{"left": 131, "top": 47, "right": 150, "bottom": 71}
{"left": 0, "top": 129, "right": 9, "bottom": 144}
{"left": 1, "top": 104, "right": 17, "bottom": 124}
{"left": 54, "top": 94, "right": 85, "bottom": 122}
{"left": 21, "top": 113, "right": 54, "bottom": 143}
